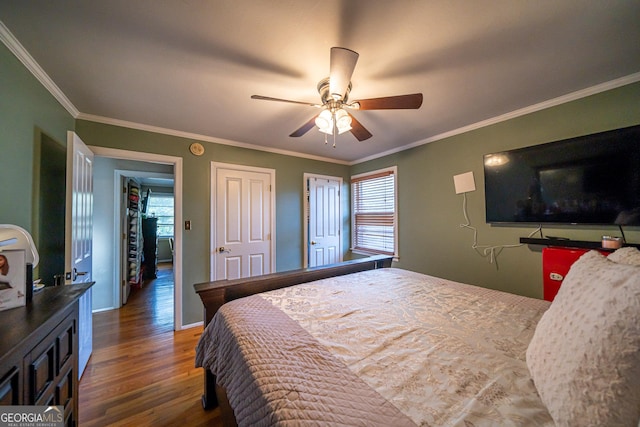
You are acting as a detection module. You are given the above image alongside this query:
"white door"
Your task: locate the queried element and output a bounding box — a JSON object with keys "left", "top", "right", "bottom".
{"left": 64, "top": 131, "right": 93, "bottom": 379}
{"left": 212, "top": 164, "right": 274, "bottom": 280}
{"left": 308, "top": 176, "right": 342, "bottom": 267}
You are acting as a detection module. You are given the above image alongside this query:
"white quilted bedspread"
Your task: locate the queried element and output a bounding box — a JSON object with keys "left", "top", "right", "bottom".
{"left": 197, "top": 268, "right": 554, "bottom": 426}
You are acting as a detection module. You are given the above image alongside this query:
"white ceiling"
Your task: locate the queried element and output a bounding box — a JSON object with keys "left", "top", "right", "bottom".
{"left": 2, "top": 1, "right": 639, "bottom": 164}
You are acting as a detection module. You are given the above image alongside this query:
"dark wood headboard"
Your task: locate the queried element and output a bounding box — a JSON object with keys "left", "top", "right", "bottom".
{"left": 194, "top": 255, "right": 393, "bottom": 326}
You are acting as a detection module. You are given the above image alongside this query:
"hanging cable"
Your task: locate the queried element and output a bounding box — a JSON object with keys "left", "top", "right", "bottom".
{"left": 619, "top": 224, "right": 627, "bottom": 243}
{"left": 459, "top": 192, "right": 541, "bottom": 268}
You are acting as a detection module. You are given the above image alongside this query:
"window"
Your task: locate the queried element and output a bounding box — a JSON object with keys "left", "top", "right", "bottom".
{"left": 351, "top": 166, "right": 397, "bottom": 257}
{"left": 146, "top": 194, "right": 174, "bottom": 237}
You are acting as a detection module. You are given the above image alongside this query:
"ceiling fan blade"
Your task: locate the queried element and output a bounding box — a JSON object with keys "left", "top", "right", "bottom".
{"left": 354, "top": 93, "right": 423, "bottom": 110}
{"left": 289, "top": 115, "right": 318, "bottom": 137}
{"left": 329, "top": 47, "right": 359, "bottom": 100}
{"left": 349, "top": 115, "right": 373, "bottom": 141}
{"left": 251, "top": 95, "right": 320, "bottom": 107}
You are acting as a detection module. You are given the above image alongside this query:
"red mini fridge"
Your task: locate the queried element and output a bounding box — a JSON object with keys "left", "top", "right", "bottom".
{"left": 542, "top": 247, "right": 608, "bottom": 302}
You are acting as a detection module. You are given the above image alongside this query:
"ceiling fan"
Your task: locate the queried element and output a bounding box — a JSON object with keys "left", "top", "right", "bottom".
{"left": 251, "top": 47, "right": 423, "bottom": 146}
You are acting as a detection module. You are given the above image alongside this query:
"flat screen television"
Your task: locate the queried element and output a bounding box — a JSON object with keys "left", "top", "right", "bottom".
{"left": 484, "top": 125, "right": 640, "bottom": 225}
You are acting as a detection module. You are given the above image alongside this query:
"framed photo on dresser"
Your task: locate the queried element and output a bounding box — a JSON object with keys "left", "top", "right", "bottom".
{"left": 0, "top": 249, "right": 26, "bottom": 311}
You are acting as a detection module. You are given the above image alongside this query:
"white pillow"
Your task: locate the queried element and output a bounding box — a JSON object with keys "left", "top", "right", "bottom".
{"left": 526, "top": 250, "right": 640, "bottom": 427}
{"left": 608, "top": 246, "right": 640, "bottom": 266}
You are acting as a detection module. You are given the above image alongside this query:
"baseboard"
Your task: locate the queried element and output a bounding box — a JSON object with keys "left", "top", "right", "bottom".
{"left": 180, "top": 321, "right": 204, "bottom": 330}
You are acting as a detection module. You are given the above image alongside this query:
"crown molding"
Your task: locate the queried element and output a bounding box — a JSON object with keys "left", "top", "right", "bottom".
{"left": 0, "top": 21, "right": 79, "bottom": 117}
{"left": 351, "top": 72, "right": 640, "bottom": 165}
{"left": 4, "top": 17, "right": 637, "bottom": 167}
{"left": 77, "top": 113, "right": 350, "bottom": 165}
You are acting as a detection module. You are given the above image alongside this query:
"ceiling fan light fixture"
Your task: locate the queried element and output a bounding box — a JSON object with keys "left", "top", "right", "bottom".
{"left": 315, "top": 109, "right": 334, "bottom": 134}
{"left": 335, "top": 108, "right": 352, "bottom": 134}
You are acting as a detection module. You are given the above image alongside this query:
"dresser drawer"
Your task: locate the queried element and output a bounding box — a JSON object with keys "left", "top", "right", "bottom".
{"left": 24, "top": 311, "right": 76, "bottom": 406}
{"left": 56, "top": 365, "right": 74, "bottom": 410}
{"left": 28, "top": 341, "right": 56, "bottom": 404}
{"left": 0, "top": 367, "right": 20, "bottom": 405}
{"left": 57, "top": 322, "right": 74, "bottom": 375}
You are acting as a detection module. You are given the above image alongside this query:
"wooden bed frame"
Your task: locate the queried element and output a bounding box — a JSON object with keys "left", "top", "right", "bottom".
{"left": 193, "top": 255, "right": 393, "bottom": 413}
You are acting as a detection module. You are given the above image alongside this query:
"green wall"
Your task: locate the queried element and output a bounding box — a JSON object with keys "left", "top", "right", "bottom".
{"left": 0, "top": 43, "right": 74, "bottom": 230}
{"left": 74, "top": 120, "right": 351, "bottom": 325}
{"left": 4, "top": 37, "right": 640, "bottom": 325}
{"left": 352, "top": 82, "right": 640, "bottom": 298}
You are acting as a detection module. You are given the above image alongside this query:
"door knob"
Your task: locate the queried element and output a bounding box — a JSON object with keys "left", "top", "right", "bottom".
{"left": 66, "top": 268, "right": 88, "bottom": 282}
{"left": 218, "top": 247, "right": 231, "bottom": 253}
{"left": 310, "top": 241, "right": 317, "bottom": 245}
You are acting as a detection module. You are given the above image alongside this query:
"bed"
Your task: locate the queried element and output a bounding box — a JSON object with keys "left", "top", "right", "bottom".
{"left": 195, "top": 250, "right": 640, "bottom": 427}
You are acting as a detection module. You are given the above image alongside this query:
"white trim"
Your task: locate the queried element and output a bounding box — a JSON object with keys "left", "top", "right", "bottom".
{"left": 89, "top": 146, "right": 184, "bottom": 331}
{"left": 0, "top": 21, "right": 79, "bottom": 117}
{"left": 210, "top": 162, "right": 276, "bottom": 281}
{"left": 303, "top": 173, "right": 344, "bottom": 268}
{"left": 92, "top": 306, "right": 116, "bottom": 313}
{"left": 351, "top": 72, "right": 640, "bottom": 165}
{"left": 350, "top": 165, "right": 397, "bottom": 180}
{"left": 179, "top": 321, "right": 204, "bottom": 330}
{"left": 79, "top": 113, "right": 350, "bottom": 165}
{"left": 113, "top": 170, "right": 127, "bottom": 308}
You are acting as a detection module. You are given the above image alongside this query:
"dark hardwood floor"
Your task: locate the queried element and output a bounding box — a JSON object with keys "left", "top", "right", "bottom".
{"left": 79, "top": 263, "right": 222, "bottom": 426}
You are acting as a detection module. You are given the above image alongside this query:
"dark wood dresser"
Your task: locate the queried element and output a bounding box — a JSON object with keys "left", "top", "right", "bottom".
{"left": 0, "top": 283, "right": 92, "bottom": 426}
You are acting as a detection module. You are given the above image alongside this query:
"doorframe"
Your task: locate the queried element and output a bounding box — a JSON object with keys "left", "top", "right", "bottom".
{"left": 210, "top": 162, "right": 276, "bottom": 281}
{"left": 90, "top": 146, "right": 184, "bottom": 330}
{"left": 303, "top": 173, "right": 343, "bottom": 268}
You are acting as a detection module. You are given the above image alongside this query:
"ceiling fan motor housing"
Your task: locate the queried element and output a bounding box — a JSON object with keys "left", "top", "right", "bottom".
{"left": 317, "top": 77, "right": 351, "bottom": 104}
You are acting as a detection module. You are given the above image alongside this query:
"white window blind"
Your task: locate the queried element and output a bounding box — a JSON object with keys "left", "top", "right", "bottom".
{"left": 351, "top": 168, "right": 397, "bottom": 256}
{"left": 146, "top": 194, "right": 174, "bottom": 237}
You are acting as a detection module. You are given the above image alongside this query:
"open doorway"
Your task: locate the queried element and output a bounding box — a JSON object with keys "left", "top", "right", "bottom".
{"left": 32, "top": 130, "right": 66, "bottom": 285}
{"left": 121, "top": 174, "right": 174, "bottom": 332}
{"left": 118, "top": 172, "right": 174, "bottom": 306}
{"left": 91, "top": 147, "right": 184, "bottom": 330}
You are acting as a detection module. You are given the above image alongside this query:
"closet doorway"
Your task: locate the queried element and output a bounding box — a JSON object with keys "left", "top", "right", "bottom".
{"left": 119, "top": 172, "right": 174, "bottom": 306}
